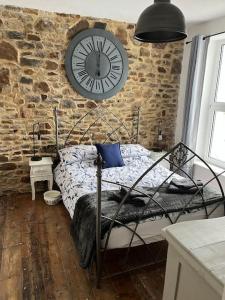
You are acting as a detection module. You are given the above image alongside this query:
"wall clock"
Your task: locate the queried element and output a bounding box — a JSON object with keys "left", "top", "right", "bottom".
{"left": 65, "top": 28, "right": 128, "bottom": 100}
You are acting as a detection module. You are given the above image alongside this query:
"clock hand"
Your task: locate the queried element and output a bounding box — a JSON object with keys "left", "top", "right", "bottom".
{"left": 96, "top": 52, "right": 101, "bottom": 77}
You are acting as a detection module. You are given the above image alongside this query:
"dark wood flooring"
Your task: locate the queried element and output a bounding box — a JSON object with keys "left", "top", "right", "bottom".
{"left": 0, "top": 193, "right": 166, "bottom": 300}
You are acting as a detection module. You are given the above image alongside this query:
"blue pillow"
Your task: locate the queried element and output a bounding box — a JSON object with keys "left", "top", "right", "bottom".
{"left": 95, "top": 143, "right": 125, "bottom": 169}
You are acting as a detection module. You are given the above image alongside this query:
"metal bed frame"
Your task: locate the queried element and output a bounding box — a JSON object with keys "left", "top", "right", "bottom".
{"left": 54, "top": 107, "right": 225, "bottom": 288}
{"left": 54, "top": 105, "right": 140, "bottom": 152}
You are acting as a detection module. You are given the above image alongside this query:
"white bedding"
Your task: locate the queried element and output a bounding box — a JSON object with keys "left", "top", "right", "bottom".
{"left": 54, "top": 150, "right": 224, "bottom": 249}
{"left": 54, "top": 155, "right": 176, "bottom": 218}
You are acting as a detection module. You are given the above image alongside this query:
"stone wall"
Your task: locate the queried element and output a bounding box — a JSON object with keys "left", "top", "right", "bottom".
{"left": 0, "top": 5, "right": 184, "bottom": 195}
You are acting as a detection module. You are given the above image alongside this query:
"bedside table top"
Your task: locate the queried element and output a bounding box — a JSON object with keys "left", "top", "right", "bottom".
{"left": 150, "top": 150, "right": 167, "bottom": 158}
{"left": 29, "top": 157, "right": 53, "bottom": 167}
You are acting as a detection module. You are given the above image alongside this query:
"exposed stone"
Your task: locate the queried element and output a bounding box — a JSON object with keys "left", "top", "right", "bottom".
{"left": 49, "top": 52, "right": 59, "bottom": 59}
{"left": 158, "top": 66, "right": 167, "bottom": 73}
{"left": 17, "top": 41, "right": 35, "bottom": 49}
{"left": 62, "top": 99, "right": 76, "bottom": 108}
{"left": 77, "top": 104, "right": 84, "bottom": 108}
{"left": 0, "top": 163, "right": 17, "bottom": 170}
{"left": 0, "top": 68, "right": 10, "bottom": 87}
{"left": 127, "top": 24, "right": 134, "bottom": 30}
{"left": 7, "top": 31, "right": 25, "bottom": 39}
{"left": 171, "top": 59, "right": 182, "bottom": 74}
{"left": 0, "top": 4, "right": 184, "bottom": 195}
{"left": 21, "top": 51, "right": 32, "bottom": 56}
{"left": 27, "top": 34, "right": 40, "bottom": 41}
{"left": 4, "top": 5, "right": 21, "bottom": 11}
{"left": 45, "top": 60, "right": 58, "bottom": 70}
{"left": 0, "top": 156, "right": 8, "bottom": 162}
{"left": 20, "top": 57, "right": 41, "bottom": 67}
{"left": 41, "top": 145, "right": 56, "bottom": 153}
{"left": 48, "top": 72, "right": 57, "bottom": 76}
{"left": 67, "top": 20, "right": 89, "bottom": 39}
{"left": 41, "top": 94, "right": 47, "bottom": 100}
{"left": 140, "top": 47, "right": 150, "bottom": 57}
{"left": 0, "top": 41, "right": 18, "bottom": 62}
{"left": 22, "top": 7, "right": 38, "bottom": 15}
{"left": 24, "top": 69, "right": 34, "bottom": 75}
{"left": 116, "top": 27, "right": 128, "bottom": 45}
{"left": 20, "top": 176, "right": 30, "bottom": 183}
{"left": 44, "top": 122, "right": 51, "bottom": 129}
{"left": 164, "top": 53, "right": 171, "bottom": 59}
{"left": 34, "top": 81, "right": 50, "bottom": 93}
{"left": 86, "top": 101, "right": 97, "bottom": 109}
{"left": 36, "top": 42, "right": 43, "bottom": 49}
{"left": 35, "top": 18, "right": 54, "bottom": 31}
{"left": 27, "top": 95, "right": 40, "bottom": 103}
{"left": 152, "top": 43, "right": 167, "bottom": 50}
{"left": 20, "top": 76, "right": 33, "bottom": 84}
{"left": 27, "top": 104, "right": 35, "bottom": 108}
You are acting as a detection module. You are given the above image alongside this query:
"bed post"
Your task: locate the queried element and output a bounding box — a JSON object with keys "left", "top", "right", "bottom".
{"left": 96, "top": 153, "right": 102, "bottom": 288}
{"left": 54, "top": 107, "right": 59, "bottom": 154}
{"left": 136, "top": 107, "right": 140, "bottom": 144}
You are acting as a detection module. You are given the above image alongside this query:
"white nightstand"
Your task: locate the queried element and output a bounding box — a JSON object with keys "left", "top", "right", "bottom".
{"left": 150, "top": 150, "right": 170, "bottom": 169}
{"left": 29, "top": 157, "right": 53, "bottom": 200}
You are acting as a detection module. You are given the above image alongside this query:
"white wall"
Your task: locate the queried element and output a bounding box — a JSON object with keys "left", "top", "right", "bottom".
{"left": 175, "top": 15, "right": 225, "bottom": 143}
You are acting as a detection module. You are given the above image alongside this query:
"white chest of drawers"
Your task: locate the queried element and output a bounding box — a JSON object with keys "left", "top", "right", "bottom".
{"left": 162, "top": 217, "right": 225, "bottom": 300}
{"left": 29, "top": 157, "right": 53, "bottom": 200}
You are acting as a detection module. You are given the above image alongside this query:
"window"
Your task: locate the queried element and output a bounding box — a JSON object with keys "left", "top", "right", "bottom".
{"left": 197, "top": 37, "right": 225, "bottom": 168}
{"left": 207, "top": 43, "right": 225, "bottom": 166}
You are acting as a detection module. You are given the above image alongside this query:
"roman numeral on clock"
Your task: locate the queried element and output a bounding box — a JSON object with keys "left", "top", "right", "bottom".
{"left": 96, "top": 41, "right": 103, "bottom": 52}
{"left": 86, "top": 42, "right": 94, "bottom": 52}
{"left": 76, "top": 61, "right": 85, "bottom": 68}
{"left": 112, "top": 65, "right": 120, "bottom": 71}
{"left": 109, "top": 72, "right": 118, "bottom": 80}
{"left": 95, "top": 80, "right": 101, "bottom": 90}
{"left": 80, "top": 75, "right": 94, "bottom": 92}
{"left": 110, "top": 55, "right": 118, "bottom": 62}
{"left": 86, "top": 77, "right": 92, "bottom": 87}
{"left": 92, "top": 79, "right": 103, "bottom": 94}
{"left": 75, "top": 69, "right": 89, "bottom": 83}
{"left": 78, "top": 70, "right": 87, "bottom": 77}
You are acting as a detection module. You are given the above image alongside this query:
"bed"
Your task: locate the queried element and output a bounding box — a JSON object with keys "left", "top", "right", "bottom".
{"left": 53, "top": 106, "right": 225, "bottom": 287}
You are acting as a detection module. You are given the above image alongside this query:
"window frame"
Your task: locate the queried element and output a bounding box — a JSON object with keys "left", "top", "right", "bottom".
{"left": 201, "top": 37, "right": 225, "bottom": 168}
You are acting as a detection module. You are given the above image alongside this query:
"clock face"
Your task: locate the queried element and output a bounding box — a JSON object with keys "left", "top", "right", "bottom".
{"left": 65, "top": 28, "right": 128, "bottom": 100}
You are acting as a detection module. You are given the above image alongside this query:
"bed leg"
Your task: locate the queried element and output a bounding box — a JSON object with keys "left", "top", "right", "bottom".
{"left": 96, "top": 154, "right": 102, "bottom": 288}
{"left": 96, "top": 261, "right": 102, "bottom": 288}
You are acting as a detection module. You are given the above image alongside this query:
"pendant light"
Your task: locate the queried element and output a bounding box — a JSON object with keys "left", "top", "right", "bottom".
{"left": 134, "top": 0, "right": 187, "bottom": 43}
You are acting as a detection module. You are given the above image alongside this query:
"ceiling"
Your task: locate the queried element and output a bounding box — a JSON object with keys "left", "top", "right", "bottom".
{"left": 0, "top": 0, "right": 225, "bottom": 24}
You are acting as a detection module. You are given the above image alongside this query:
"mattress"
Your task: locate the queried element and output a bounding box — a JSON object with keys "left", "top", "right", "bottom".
{"left": 102, "top": 203, "right": 224, "bottom": 249}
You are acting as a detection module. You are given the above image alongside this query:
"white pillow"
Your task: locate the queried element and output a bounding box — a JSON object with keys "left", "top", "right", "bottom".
{"left": 59, "top": 144, "right": 150, "bottom": 164}
{"left": 120, "top": 144, "right": 151, "bottom": 158}
{"left": 59, "top": 145, "right": 97, "bottom": 164}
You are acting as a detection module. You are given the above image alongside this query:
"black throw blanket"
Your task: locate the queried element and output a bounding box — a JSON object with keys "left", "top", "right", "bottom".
{"left": 71, "top": 185, "right": 224, "bottom": 268}
{"left": 168, "top": 178, "right": 203, "bottom": 194}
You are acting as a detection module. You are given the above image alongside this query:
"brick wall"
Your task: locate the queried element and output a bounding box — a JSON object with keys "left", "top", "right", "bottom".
{"left": 0, "top": 5, "right": 184, "bottom": 194}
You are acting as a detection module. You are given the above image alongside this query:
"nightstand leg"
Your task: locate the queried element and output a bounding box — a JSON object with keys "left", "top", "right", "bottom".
{"left": 31, "top": 179, "right": 35, "bottom": 201}
{"left": 48, "top": 176, "right": 53, "bottom": 191}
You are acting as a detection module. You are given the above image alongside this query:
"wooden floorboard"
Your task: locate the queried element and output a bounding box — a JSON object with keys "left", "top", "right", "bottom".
{"left": 0, "top": 193, "right": 166, "bottom": 300}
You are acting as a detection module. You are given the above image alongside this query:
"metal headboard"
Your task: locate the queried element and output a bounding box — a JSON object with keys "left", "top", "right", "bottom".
{"left": 54, "top": 105, "right": 141, "bottom": 153}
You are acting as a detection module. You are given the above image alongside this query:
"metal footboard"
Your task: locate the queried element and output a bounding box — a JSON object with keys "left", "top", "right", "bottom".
{"left": 95, "top": 142, "right": 225, "bottom": 287}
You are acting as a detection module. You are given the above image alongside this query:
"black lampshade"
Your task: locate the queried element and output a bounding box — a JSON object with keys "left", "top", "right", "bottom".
{"left": 134, "top": 0, "right": 187, "bottom": 43}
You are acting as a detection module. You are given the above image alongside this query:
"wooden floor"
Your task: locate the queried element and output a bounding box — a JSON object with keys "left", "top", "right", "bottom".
{"left": 0, "top": 193, "right": 166, "bottom": 300}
